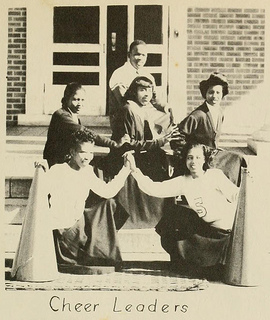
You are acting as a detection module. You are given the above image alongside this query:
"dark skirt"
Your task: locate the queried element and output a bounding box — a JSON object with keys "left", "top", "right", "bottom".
{"left": 92, "top": 148, "right": 170, "bottom": 229}
{"left": 53, "top": 198, "right": 123, "bottom": 267}
{"left": 155, "top": 202, "right": 231, "bottom": 267}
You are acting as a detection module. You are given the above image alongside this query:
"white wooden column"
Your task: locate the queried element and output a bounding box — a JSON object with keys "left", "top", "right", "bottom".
{"left": 25, "top": 0, "right": 52, "bottom": 116}
{"left": 247, "top": 5, "right": 270, "bottom": 155}
{"left": 246, "top": 3, "right": 270, "bottom": 260}
{"left": 168, "top": 2, "right": 187, "bottom": 123}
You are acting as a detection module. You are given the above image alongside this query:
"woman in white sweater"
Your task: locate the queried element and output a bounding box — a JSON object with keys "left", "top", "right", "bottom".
{"left": 126, "top": 142, "right": 239, "bottom": 274}
{"left": 48, "top": 128, "right": 132, "bottom": 268}
{"left": 12, "top": 128, "right": 131, "bottom": 280}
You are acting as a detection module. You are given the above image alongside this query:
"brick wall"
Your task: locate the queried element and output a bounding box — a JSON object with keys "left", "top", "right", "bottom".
{"left": 187, "top": 7, "right": 265, "bottom": 114}
{"left": 6, "top": 8, "right": 27, "bottom": 126}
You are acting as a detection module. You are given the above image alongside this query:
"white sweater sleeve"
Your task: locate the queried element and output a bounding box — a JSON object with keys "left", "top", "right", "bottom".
{"left": 132, "top": 168, "right": 183, "bottom": 198}
{"left": 89, "top": 166, "right": 130, "bottom": 199}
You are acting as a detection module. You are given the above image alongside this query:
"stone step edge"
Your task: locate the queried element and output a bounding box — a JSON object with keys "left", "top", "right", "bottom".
{"left": 4, "top": 252, "right": 169, "bottom": 260}
{"left": 18, "top": 114, "right": 111, "bottom": 127}
{"left": 17, "top": 115, "right": 258, "bottom": 134}
{"left": 6, "top": 133, "right": 111, "bottom": 142}
{"left": 4, "top": 217, "right": 163, "bottom": 235}
{"left": 5, "top": 140, "right": 249, "bottom": 149}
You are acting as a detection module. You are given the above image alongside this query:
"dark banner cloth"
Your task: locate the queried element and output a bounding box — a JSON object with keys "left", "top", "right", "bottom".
{"left": 116, "top": 175, "right": 166, "bottom": 229}
{"left": 208, "top": 149, "right": 247, "bottom": 186}
{"left": 53, "top": 198, "right": 122, "bottom": 266}
{"left": 92, "top": 148, "right": 170, "bottom": 229}
{"left": 155, "top": 202, "right": 231, "bottom": 267}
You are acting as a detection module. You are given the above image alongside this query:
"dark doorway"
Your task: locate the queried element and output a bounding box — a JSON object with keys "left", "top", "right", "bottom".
{"left": 106, "top": 5, "right": 128, "bottom": 114}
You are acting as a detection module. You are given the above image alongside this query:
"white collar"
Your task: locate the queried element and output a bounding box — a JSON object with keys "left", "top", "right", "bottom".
{"left": 206, "top": 101, "right": 220, "bottom": 112}
{"left": 125, "top": 60, "right": 143, "bottom": 75}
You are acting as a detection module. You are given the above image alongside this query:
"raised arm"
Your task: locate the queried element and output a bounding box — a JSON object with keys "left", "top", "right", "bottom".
{"left": 112, "top": 107, "right": 179, "bottom": 152}
{"left": 94, "top": 134, "right": 118, "bottom": 148}
{"left": 126, "top": 150, "right": 183, "bottom": 197}
{"left": 132, "top": 168, "right": 183, "bottom": 198}
{"left": 89, "top": 165, "right": 130, "bottom": 199}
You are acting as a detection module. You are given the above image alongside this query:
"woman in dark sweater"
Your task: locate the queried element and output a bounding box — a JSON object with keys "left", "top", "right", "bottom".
{"left": 110, "top": 75, "right": 180, "bottom": 180}
{"left": 43, "top": 82, "right": 127, "bottom": 167}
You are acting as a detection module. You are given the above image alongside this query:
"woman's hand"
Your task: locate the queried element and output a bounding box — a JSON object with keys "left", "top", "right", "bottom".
{"left": 34, "top": 160, "right": 48, "bottom": 172}
{"left": 123, "top": 151, "right": 136, "bottom": 172}
{"left": 116, "top": 134, "right": 131, "bottom": 147}
{"left": 163, "top": 124, "right": 185, "bottom": 143}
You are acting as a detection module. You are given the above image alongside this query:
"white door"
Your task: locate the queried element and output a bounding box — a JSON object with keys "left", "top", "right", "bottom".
{"left": 43, "top": 3, "right": 168, "bottom": 116}
{"left": 44, "top": 4, "right": 106, "bottom": 115}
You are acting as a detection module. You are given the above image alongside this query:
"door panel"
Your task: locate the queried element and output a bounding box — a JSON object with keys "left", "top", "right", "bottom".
{"left": 134, "top": 5, "right": 163, "bottom": 44}
{"left": 133, "top": 4, "right": 168, "bottom": 103}
{"left": 53, "top": 6, "right": 100, "bottom": 44}
{"left": 44, "top": 5, "right": 106, "bottom": 115}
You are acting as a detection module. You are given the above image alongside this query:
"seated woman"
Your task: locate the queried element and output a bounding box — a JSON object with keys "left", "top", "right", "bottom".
{"left": 178, "top": 72, "right": 229, "bottom": 149}
{"left": 109, "top": 75, "right": 180, "bottom": 181}
{"left": 12, "top": 128, "right": 132, "bottom": 279}
{"left": 49, "top": 129, "right": 133, "bottom": 269}
{"left": 170, "top": 72, "right": 229, "bottom": 164}
{"left": 171, "top": 73, "right": 245, "bottom": 184}
{"left": 43, "top": 81, "right": 128, "bottom": 168}
{"left": 104, "top": 76, "right": 182, "bottom": 229}
{"left": 126, "top": 142, "right": 239, "bottom": 278}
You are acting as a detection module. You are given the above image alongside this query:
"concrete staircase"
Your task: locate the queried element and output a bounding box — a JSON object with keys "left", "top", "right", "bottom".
{"left": 5, "top": 124, "right": 255, "bottom": 277}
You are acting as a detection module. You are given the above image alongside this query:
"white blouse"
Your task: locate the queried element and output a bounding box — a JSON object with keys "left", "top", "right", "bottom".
{"left": 46, "top": 163, "right": 130, "bottom": 229}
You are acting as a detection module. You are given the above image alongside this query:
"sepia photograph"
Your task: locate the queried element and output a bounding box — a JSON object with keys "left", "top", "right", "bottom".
{"left": 1, "top": 0, "right": 270, "bottom": 319}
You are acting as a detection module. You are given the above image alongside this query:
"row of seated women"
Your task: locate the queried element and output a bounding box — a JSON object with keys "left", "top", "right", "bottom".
{"left": 11, "top": 73, "right": 246, "bottom": 281}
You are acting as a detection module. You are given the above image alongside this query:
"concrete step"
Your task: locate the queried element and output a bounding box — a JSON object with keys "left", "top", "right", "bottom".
{"left": 6, "top": 126, "right": 251, "bottom": 146}
{"left": 4, "top": 198, "right": 169, "bottom": 265}
{"left": 6, "top": 132, "right": 111, "bottom": 143}
{"left": 17, "top": 115, "right": 111, "bottom": 127}
{"left": 5, "top": 145, "right": 110, "bottom": 158}
{"left": 4, "top": 225, "right": 169, "bottom": 266}
{"left": 6, "top": 133, "right": 111, "bottom": 155}
{"left": 4, "top": 225, "right": 169, "bottom": 264}
{"left": 6, "top": 132, "right": 250, "bottom": 144}
{"left": 4, "top": 131, "right": 252, "bottom": 178}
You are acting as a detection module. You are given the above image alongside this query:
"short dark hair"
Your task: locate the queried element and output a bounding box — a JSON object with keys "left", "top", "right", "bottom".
{"left": 124, "top": 76, "right": 154, "bottom": 102}
{"left": 181, "top": 142, "right": 211, "bottom": 175}
{"left": 69, "top": 128, "right": 95, "bottom": 150}
{"left": 128, "top": 40, "right": 146, "bottom": 53}
{"left": 61, "top": 82, "right": 85, "bottom": 108}
{"left": 199, "top": 72, "right": 229, "bottom": 99}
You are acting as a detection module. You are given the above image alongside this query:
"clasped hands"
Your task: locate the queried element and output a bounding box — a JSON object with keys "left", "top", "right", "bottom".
{"left": 116, "top": 133, "right": 131, "bottom": 148}
{"left": 122, "top": 151, "right": 137, "bottom": 172}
